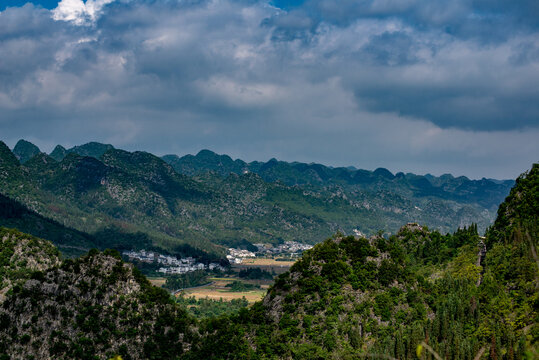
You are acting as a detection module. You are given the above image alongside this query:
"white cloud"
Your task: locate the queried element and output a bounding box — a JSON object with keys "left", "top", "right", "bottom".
{"left": 52, "top": 0, "right": 116, "bottom": 25}
{"left": 0, "top": 0, "right": 537, "bottom": 179}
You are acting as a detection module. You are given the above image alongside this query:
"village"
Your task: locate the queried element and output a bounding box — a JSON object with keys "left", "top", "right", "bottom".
{"left": 123, "top": 240, "right": 313, "bottom": 274}
{"left": 226, "top": 241, "right": 313, "bottom": 264}
{"left": 122, "top": 249, "right": 226, "bottom": 275}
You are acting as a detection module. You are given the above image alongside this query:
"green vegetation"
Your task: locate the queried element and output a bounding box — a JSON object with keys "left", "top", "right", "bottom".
{"left": 488, "top": 163, "right": 538, "bottom": 244}
{"left": 188, "top": 164, "right": 538, "bottom": 359}
{"left": 0, "top": 228, "right": 60, "bottom": 291}
{"left": 225, "top": 280, "right": 261, "bottom": 292}
{"left": 12, "top": 140, "right": 40, "bottom": 164}
{"left": 0, "top": 140, "right": 514, "bottom": 258}
{"left": 164, "top": 270, "right": 210, "bottom": 291}
{"left": 165, "top": 148, "right": 513, "bottom": 220}
{"left": 0, "top": 139, "right": 535, "bottom": 360}
{"left": 0, "top": 247, "right": 196, "bottom": 360}
{"left": 0, "top": 194, "right": 97, "bottom": 257}
{"left": 175, "top": 295, "right": 249, "bottom": 319}
{"left": 238, "top": 267, "right": 274, "bottom": 280}
{"left": 50, "top": 141, "right": 115, "bottom": 161}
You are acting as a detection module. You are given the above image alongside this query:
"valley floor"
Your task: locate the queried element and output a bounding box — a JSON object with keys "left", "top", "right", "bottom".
{"left": 179, "top": 277, "right": 268, "bottom": 303}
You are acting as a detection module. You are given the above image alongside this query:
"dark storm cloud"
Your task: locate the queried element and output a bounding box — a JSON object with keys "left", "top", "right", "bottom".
{"left": 359, "top": 32, "right": 419, "bottom": 66}
{"left": 0, "top": 6, "right": 58, "bottom": 85}
{"left": 272, "top": 0, "right": 539, "bottom": 35}
{"left": 263, "top": 0, "right": 539, "bottom": 129}
{"left": 0, "top": 0, "right": 537, "bottom": 179}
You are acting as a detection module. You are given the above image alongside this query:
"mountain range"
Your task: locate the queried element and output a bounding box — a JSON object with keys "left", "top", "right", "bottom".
{"left": 162, "top": 149, "right": 512, "bottom": 208}
{"left": 0, "top": 163, "right": 536, "bottom": 359}
{"left": 1, "top": 139, "right": 514, "bottom": 257}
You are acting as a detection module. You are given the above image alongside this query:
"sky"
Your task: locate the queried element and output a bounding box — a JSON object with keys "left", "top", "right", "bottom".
{"left": 0, "top": 1, "right": 538, "bottom": 179}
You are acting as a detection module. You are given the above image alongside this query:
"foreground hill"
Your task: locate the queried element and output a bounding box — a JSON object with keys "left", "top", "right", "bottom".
{"left": 0, "top": 231, "right": 196, "bottom": 359}
{"left": 0, "top": 228, "right": 61, "bottom": 302}
{"left": 488, "top": 163, "right": 538, "bottom": 242}
{"left": 191, "top": 164, "right": 538, "bottom": 359}
{"left": 0, "top": 140, "right": 514, "bottom": 255}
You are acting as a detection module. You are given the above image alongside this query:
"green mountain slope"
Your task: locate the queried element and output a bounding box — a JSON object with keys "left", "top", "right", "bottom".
{"left": 162, "top": 150, "right": 247, "bottom": 177}
{"left": 163, "top": 149, "right": 513, "bottom": 210}
{"left": 50, "top": 145, "right": 67, "bottom": 161}
{"left": 489, "top": 163, "right": 538, "bottom": 240}
{"left": 191, "top": 164, "right": 539, "bottom": 359}
{"left": 0, "top": 193, "right": 98, "bottom": 257}
{"left": 163, "top": 149, "right": 514, "bottom": 235}
{"left": 0, "top": 142, "right": 22, "bottom": 185}
{"left": 67, "top": 141, "right": 114, "bottom": 158}
{"left": 0, "top": 140, "right": 514, "bottom": 255}
{"left": 0, "top": 240, "right": 196, "bottom": 359}
{"left": 1, "top": 143, "right": 217, "bottom": 253}
{"left": 48, "top": 141, "right": 115, "bottom": 161}
{"left": 12, "top": 140, "right": 41, "bottom": 164}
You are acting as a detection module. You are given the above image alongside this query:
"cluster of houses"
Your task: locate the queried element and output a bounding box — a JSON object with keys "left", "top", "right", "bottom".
{"left": 226, "top": 241, "right": 314, "bottom": 264}
{"left": 122, "top": 249, "right": 226, "bottom": 275}
{"left": 226, "top": 248, "right": 256, "bottom": 264}
{"left": 254, "top": 241, "right": 313, "bottom": 255}
{"left": 124, "top": 241, "right": 314, "bottom": 273}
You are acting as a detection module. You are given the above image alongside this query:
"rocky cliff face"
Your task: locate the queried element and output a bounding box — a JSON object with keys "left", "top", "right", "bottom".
{"left": 0, "top": 245, "right": 196, "bottom": 359}
{"left": 0, "top": 228, "right": 61, "bottom": 303}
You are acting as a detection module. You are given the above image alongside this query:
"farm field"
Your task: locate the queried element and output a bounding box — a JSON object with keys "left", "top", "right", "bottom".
{"left": 239, "top": 258, "right": 296, "bottom": 266}
{"left": 147, "top": 277, "right": 167, "bottom": 287}
{"left": 179, "top": 277, "right": 268, "bottom": 303}
{"left": 233, "top": 257, "right": 295, "bottom": 274}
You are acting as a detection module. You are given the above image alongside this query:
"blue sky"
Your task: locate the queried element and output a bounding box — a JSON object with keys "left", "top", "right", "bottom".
{"left": 1, "top": 1, "right": 59, "bottom": 10}
{"left": 0, "top": 0, "right": 538, "bottom": 179}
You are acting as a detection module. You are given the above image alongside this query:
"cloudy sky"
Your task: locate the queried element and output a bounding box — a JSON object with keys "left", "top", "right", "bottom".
{"left": 0, "top": 0, "right": 538, "bottom": 179}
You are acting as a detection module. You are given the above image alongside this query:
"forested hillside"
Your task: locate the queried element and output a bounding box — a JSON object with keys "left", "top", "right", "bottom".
{"left": 163, "top": 149, "right": 513, "bottom": 210}
{"left": 12, "top": 140, "right": 40, "bottom": 164}
{"left": 0, "top": 140, "right": 514, "bottom": 255}
{"left": 0, "top": 194, "right": 97, "bottom": 257}
{"left": 190, "top": 164, "right": 538, "bottom": 359}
